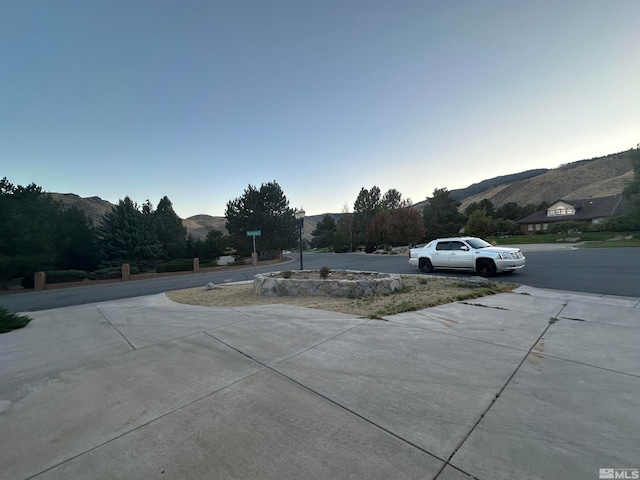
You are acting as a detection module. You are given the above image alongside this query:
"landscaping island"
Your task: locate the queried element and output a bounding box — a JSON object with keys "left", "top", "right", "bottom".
{"left": 167, "top": 272, "right": 517, "bottom": 319}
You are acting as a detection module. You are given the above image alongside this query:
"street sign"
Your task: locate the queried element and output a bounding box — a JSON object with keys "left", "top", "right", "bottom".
{"left": 246, "top": 230, "right": 261, "bottom": 236}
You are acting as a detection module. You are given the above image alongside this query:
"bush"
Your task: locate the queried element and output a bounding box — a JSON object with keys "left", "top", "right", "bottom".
{"left": 546, "top": 221, "right": 590, "bottom": 235}
{"left": 319, "top": 266, "right": 332, "bottom": 278}
{"left": 21, "top": 270, "right": 88, "bottom": 289}
{"left": 282, "top": 270, "right": 293, "bottom": 278}
{"left": 592, "top": 215, "right": 640, "bottom": 232}
{"left": 0, "top": 306, "right": 32, "bottom": 333}
{"left": 89, "top": 267, "right": 121, "bottom": 280}
{"left": 258, "top": 251, "right": 280, "bottom": 261}
{"left": 156, "top": 258, "right": 194, "bottom": 273}
{"left": 364, "top": 243, "right": 377, "bottom": 253}
{"left": 199, "top": 260, "right": 218, "bottom": 268}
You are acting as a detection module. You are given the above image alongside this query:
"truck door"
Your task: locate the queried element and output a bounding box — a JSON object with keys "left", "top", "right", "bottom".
{"left": 433, "top": 241, "right": 452, "bottom": 267}
{"left": 449, "top": 240, "right": 473, "bottom": 268}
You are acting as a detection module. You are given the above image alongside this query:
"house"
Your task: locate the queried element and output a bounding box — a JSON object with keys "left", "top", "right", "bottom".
{"left": 517, "top": 194, "right": 625, "bottom": 234}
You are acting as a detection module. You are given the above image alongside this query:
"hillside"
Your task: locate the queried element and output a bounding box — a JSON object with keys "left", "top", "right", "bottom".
{"left": 46, "top": 148, "right": 637, "bottom": 237}
{"left": 449, "top": 169, "right": 550, "bottom": 201}
{"left": 458, "top": 149, "right": 634, "bottom": 211}
{"left": 49, "top": 193, "right": 115, "bottom": 226}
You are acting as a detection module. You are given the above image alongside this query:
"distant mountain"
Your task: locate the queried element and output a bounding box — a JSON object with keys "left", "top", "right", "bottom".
{"left": 49, "top": 193, "right": 115, "bottom": 226}
{"left": 182, "top": 215, "right": 228, "bottom": 239}
{"left": 46, "top": 148, "right": 636, "bottom": 237}
{"left": 449, "top": 169, "right": 550, "bottom": 201}
{"left": 457, "top": 149, "right": 635, "bottom": 211}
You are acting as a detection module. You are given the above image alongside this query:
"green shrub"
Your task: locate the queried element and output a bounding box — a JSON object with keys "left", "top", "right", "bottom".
{"left": 21, "top": 270, "right": 88, "bottom": 289}
{"left": 319, "top": 266, "right": 332, "bottom": 278}
{"left": 156, "top": 259, "right": 194, "bottom": 273}
{"left": 0, "top": 306, "right": 31, "bottom": 333}
{"left": 199, "top": 260, "right": 218, "bottom": 268}
{"left": 546, "top": 221, "right": 590, "bottom": 235}
{"left": 87, "top": 266, "right": 138, "bottom": 280}
{"left": 282, "top": 270, "right": 293, "bottom": 279}
{"left": 258, "top": 251, "right": 280, "bottom": 261}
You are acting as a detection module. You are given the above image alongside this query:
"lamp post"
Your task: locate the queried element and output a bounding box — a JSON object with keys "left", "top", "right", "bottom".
{"left": 295, "top": 208, "right": 305, "bottom": 270}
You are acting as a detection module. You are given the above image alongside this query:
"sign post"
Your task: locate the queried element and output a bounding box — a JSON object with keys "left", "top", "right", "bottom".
{"left": 246, "top": 230, "right": 261, "bottom": 275}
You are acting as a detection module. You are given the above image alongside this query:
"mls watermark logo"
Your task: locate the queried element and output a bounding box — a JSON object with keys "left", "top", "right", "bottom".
{"left": 600, "top": 468, "right": 640, "bottom": 479}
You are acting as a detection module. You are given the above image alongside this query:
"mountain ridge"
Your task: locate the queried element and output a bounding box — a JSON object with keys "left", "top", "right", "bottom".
{"left": 46, "top": 148, "right": 636, "bottom": 239}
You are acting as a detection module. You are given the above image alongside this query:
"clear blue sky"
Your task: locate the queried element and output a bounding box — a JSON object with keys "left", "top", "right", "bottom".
{"left": 1, "top": 0, "right": 638, "bottom": 219}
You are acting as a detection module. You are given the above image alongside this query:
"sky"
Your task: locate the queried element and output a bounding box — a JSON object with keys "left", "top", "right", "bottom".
{"left": 1, "top": 0, "right": 639, "bottom": 219}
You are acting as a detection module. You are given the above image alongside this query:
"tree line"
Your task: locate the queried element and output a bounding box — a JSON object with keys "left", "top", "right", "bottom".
{"left": 0, "top": 178, "right": 298, "bottom": 287}
{"left": 314, "top": 147, "right": 640, "bottom": 252}
{"left": 2, "top": 148, "right": 639, "bottom": 287}
{"left": 310, "top": 186, "right": 549, "bottom": 252}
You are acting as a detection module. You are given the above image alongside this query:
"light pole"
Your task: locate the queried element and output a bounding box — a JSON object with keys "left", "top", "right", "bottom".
{"left": 295, "top": 208, "right": 305, "bottom": 270}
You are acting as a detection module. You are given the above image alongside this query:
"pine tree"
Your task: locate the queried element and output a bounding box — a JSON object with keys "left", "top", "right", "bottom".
{"left": 154, "top": 196, "right": 187, "bottom": 260}
{"left": 422, "top": 188, "right": 466, "bottom": 240}
{"left": 622, "top": 148, "right": 640, "bottom": 228}
{"left": 97, "top": 197, "right": 161, "bottom": 268}
{"left": 225, "top": 181, "right": 297, "bottom": 257}
{"left": 310, "top": 215, "right": 337, "bottom": 249}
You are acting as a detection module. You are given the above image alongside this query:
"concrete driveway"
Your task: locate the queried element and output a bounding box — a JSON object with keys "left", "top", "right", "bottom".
{"left": 1, "top": 286, "right": 638, "bottom": 479}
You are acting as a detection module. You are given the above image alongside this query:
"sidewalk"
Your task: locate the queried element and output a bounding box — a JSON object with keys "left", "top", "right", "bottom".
{"left": 1, "top": 287, "right": 638, "bottom": 479}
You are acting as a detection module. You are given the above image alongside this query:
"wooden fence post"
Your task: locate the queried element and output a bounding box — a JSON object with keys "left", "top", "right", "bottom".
{"left": 122, "top": 264, "right": 130, "bottom": 281}
{"left": 34, "top": 271, "right": 46, "bottom": 290}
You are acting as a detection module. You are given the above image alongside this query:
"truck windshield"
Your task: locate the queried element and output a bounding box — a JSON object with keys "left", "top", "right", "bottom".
{"left": 466, "top": 238, "right": 492, "bottom": 249}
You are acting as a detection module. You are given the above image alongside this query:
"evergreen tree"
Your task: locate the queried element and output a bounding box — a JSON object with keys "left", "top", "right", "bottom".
{"left": 381, "top": 188, "right": 402, "bottom": 210}
{"left": 97, "top": 197, "right": 161, "bottom": 268}
{"left": 0, "top": 178, "right": 98, "bottom": 286}
{"left": 154, "top": 196, "right": 187, "bottom": 260}
{"left": 495, "top": 202, "right": 523, "bottom": 221}
{"left": 225, "top": 181, "right": 297, "bottom": 256}
{"left": 353, "top": 186, "right": 382, "bottom": 245}
{"left": 202, "top": 229, "right": 228, "bottom": 260}
{"left": 422, "top": 188, "right": 466, "bottom": 240}
{"left": 310, "top": 214, "right": 337, "bottom": 249}
{"left": 0, "top": 180, "right": 60, "bottom": 285}
{"left": 54, "top": 207, "right": 98, "bottom": 271}
{"left": 622, "top": 147, "right": 640, "bottom": 228}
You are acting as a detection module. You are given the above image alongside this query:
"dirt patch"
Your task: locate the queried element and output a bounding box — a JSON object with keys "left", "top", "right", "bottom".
{"left": 167, "top": 275, "right": 518, "bottom": 319}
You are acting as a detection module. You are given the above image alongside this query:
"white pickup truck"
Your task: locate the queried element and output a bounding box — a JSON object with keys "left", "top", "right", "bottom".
{"left": 408, "top": 237, "right": 525, "bottom": 276}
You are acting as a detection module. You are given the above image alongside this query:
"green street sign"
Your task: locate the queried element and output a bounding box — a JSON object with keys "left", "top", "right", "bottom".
{"left": 246, "top": 230, "right": 261, "bottom": 236}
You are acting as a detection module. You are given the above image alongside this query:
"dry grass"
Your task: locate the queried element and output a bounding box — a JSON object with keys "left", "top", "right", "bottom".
{"left": 166, "top": 275, "right": 518, "bottom": 319}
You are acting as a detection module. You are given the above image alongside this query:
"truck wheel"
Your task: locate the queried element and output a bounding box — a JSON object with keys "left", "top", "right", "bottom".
{"left": 420, "top": 259, "right": 434, "bottom": 273}
{"left": 477, "top": 260, "right": 496, "bottom": 277}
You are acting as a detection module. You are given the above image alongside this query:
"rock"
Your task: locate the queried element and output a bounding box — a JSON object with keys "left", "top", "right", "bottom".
{"left": 204, "top": 282, "right": 221, "bottom": 290}
{"left": 458, "top": 276, "right": 491, "bottom": 287}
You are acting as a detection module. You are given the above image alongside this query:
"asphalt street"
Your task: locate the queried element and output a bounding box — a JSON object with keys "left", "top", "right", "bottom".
{"left": 1, "top": 246, "right": 639, "bottom": 312}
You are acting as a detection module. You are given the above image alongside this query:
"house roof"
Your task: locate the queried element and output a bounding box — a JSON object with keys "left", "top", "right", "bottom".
{"left": 517, "top": 194, "right": 625, "bottom": 224}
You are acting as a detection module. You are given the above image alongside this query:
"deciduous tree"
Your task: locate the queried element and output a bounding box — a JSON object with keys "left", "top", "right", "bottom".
{"left": 366, "top": 210, "right": 391, "bottom": 248}
{"left": 464, "top": 209, "right": 496, "bottom": 238}
{"left": 388, "top": 206, "right": 426, "bottom": 246}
